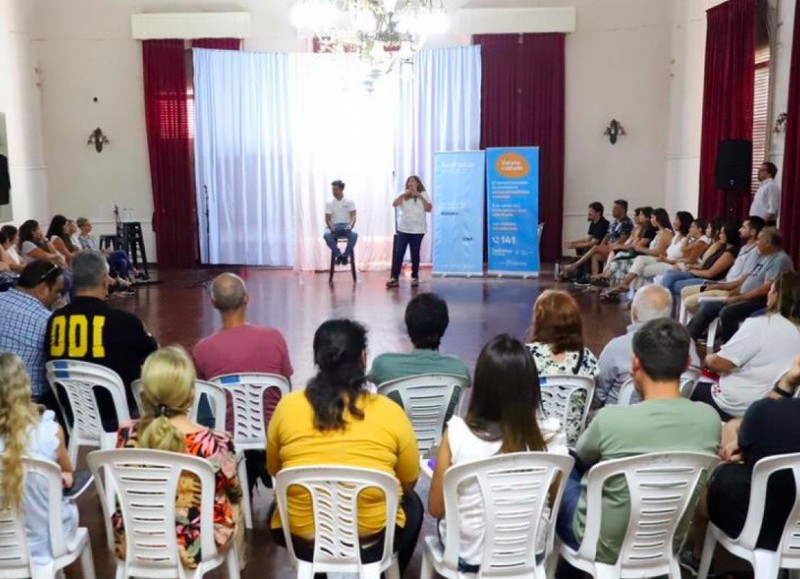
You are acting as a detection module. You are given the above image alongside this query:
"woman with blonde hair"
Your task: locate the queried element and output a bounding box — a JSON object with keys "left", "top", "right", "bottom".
{"left": 113, "top": 345, "right": 244, "bottom": 569}
{"left": 0, "top": 353, "right": 78, "bottom": 563}
{"left": 526, "top": 290, "right": 598, "bottom": 444}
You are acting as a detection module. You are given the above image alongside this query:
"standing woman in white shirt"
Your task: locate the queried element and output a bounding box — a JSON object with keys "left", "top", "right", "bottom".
{"left": 749, "top": 162, "right": 781, "bottom": 225}
{"left": 386, "top": 175, "right": 432, "bottom": 289}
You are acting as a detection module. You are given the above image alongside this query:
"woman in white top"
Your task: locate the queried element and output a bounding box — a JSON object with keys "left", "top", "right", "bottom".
{"left": 386, "top": 175, "right": 432, "bottom": 289}
{"left": 429, "top": 334, "right": 568, "bottom": 572}
{"left": 17, "top": 219, "right": 65, "bottom": 267}
{"left": 602, "top": 207, "right": 674, "bottom": 299}
{"left": 0, "top": 225, "right": 25, "bottom": 274}
{"left": 0, "top": 354, "right": 78, "bottom": 564}
{"left": 696, "top": 272, "right": 800, "bottom": 420}
{"left": 46, "top": 215, "right": 81, "bottom": 266}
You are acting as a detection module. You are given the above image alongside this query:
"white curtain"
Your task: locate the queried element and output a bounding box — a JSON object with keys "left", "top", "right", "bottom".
{"left": 290, "top": 54, "right": 398, "bottom": 271}
{"left": 192, "top": 46, "right": 482, "bottom": 270}
{"left": 194, "top": 49, "right": 295, "bottom": 266}
{"left": 395, "top": 45, "right": 482, "bottom": 263}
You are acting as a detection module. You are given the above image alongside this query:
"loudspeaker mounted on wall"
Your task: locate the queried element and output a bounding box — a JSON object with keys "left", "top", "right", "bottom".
{"left": 715, "top": 139, "right": 752, "bottom": 190}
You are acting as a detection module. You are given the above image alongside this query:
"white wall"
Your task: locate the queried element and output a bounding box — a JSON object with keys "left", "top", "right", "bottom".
{"left": 0, "top": 0, "right": 48, "bottom": 225}
{"left": 768, "top": 0, "right": 796, "bottom": 175}
{"left": 31, "top": 0, "right": 793, "bottom": 261}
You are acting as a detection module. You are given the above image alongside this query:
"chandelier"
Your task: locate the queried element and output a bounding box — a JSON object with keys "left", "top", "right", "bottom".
{"left": 290, "top": 0, "right": 448, "bottom": 73}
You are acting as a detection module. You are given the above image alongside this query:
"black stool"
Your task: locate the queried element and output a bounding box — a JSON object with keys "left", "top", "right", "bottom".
{"left": 329, "top": 237, "right": 356, "bottom": 283}
{"left": 117, "top": 221, "right": 150, "bottom": 278}
{"left": 99, "top": 234, "right": 119, "bottom": 251}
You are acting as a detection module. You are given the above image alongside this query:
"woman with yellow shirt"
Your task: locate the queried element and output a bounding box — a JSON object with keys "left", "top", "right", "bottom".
{"left": 267, "top": 319, "right": 422, "bottom": 574}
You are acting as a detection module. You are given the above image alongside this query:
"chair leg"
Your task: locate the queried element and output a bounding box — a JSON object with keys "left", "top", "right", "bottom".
{"left": 707, "top": 319, "right": 719, "bottom": 352}
{"left": 752, "top": 550, "right": 781, "bottom": 579}
{"left": 350, "top": 251, "right": 357, "bottom": 282}
{"left": 385, "top": 560, "right": 401, "bottom": 579}
{"left": 329, "top": 253, "right": 335, "bottom": 284}
{"left": 696, "top": 527, "right": 717, "bottom": 579}
{"left": 80, "top": 539, "right": 97, "bottom": 579}
{"left": 68, "top": 439, "right": 79, "bottom": 469}
{"left": 238, "top": 454, "right": 253, "bottom": 529}
{"left": 224, "top": 546, "right": 241, "bottom": 579}
{"left": 420, "top": 550, "right": 434, "bottom": 579}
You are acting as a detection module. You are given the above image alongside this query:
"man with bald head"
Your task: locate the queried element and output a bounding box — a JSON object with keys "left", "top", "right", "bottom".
{"left": 193, "top": 272, "right": 293, "bottom": 383}
{"left": 594, "top": 285, "right": 701, "bottom": 406}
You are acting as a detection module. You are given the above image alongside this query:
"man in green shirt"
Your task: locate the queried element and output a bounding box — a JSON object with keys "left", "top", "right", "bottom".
{"left": 556, "top": 318, "right": 721, "bottom": 565}
{"left": 369, "top": 293, "right": 470, "bottom": 418}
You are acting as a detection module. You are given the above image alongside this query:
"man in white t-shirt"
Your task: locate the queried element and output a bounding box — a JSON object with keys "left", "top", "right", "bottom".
{"left": 323, "top": 179, "right": 358, "bottom": 265}
{"left": 749, "top": 162, "right": 781, "bottom": 225}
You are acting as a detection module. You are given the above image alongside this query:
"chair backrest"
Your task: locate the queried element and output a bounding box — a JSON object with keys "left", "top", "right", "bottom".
{"left": 87, "top": 448, "right": 219, "bottom": 577}
{"left": 0, "top": 457, "right": 70, "bottom": 572}
{"left": 274, "top": 466, "right": 398, "bottom": 573}
{"left": 441, "top": 452, "right": 574, "bottom": 575}
{"left": 538, "top": 374, "right": 595, "bottom": 440}
{"left": 210, "top": 373, "right": 290, "bottom": 450}
{"left": 578, "top": 452, "right": 718, "bottom": 575}
{"left": 732, "top": 452, "right": 800, "bottom": 560}
{"left": 618, "top": 366, "right": 702, "bottom": 406}
{"left": 46, "top": 359, "right": 130, "bottom": 439}
{"left": 377, "top": 373, "right": 470, "bottom": 455}
{"left": 132, "top": 379, "right": 228, "bottom": 432}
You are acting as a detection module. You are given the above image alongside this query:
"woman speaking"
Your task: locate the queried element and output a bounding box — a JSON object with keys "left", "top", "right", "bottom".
{"left": 386, "top": 175, "right": 432, "bottom": 289}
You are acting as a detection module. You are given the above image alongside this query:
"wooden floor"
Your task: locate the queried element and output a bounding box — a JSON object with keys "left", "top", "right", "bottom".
{"left": 68, "top": 266, "right": 646, "bottom": 578}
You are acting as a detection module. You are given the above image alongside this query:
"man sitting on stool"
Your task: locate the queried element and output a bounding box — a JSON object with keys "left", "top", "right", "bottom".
{"left": 323, "top": 179, "right": 357, "bottom": 265}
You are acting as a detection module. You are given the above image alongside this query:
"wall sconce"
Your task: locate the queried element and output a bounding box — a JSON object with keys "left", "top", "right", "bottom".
{"left": 603, "top": 119, "right": 626, "bottom": 145}
{"left": 774, "top": 112, "right": 787, "bottom": 134}
{"left": 87, "top": 127, "right": 110, "bottom": 153}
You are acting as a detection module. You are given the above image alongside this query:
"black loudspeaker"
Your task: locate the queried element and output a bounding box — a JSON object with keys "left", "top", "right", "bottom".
{"left": 0, "top": 154, "right": 9, "bottom": 206}
{"left": 715, "top": 139, "right": 752, "bottom": 190}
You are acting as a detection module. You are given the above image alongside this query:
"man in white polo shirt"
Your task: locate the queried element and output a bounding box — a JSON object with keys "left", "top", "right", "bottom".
{"left": 323, "top": 179, "right": 358, "bottom": 265}
{"left": 750, "top": 162, "right": 781, "bottom": 226}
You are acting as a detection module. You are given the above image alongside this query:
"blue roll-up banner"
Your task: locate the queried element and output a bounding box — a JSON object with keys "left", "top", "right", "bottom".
{"left": 433, "top": 151, "right": 486, "bottom": 276}
{"left": 486, "top": 147, "right": 540, "bottom": 276}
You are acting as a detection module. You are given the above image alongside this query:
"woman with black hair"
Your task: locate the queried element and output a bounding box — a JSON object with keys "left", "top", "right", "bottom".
{"left": 45, "top": 215, "right": 80, "bottom": 266}
{"left": 267, "top": 319, "right": 423, "bottom": 574}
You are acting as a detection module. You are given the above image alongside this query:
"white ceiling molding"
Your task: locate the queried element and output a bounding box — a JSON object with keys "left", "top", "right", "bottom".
{"left": 131, "top": 12, "right": 251, "bottom": 40}
{"left": 453, "top": 7, "right": 576, "bottom": 34}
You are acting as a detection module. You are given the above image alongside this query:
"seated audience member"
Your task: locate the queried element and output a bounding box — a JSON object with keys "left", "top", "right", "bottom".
{"left": 46, "top": 215, "right": 80, "bottom": 266}
{"left": 680, "top": 216, "right": 764, "bottom": 315}
{"left": 687, "top": 227, "right": 794, "bottom": 344}
{"left": 114, "top": 346, "right": 244, "bottom": 570}
{"left": 76, "top": 217, "right": 138, "bottom": 282}
{"left": 601, "top": 208, "right": 674, "bottom": 299}
{"left": 18, "top": 220, "right": 65, "bottom": 267}
{"left": 595, "top": 286, "right": 700, "bottom": 407}
{"left": 45, "top": 250, "right": 157, "bottom": 419}
{"left": 526, "top": 290, "right": 598, "bottom": 444}
{"left": 692, "top": 272, "right": 800, "bottom": 421}
{"left": 369, "top": 292, "right": 470, "bottom": 420}
{"left": 702, "top": 356, "right": 800, "bottom": 555}
{"left": 429, "top": 334, "right": 567, "bottom": 572}
{"left": 0, "top": 261, "right": 64, "bottom": 413}
{"left": 590, "top": 207, "right": 654, "bottom": 286}
{"left": 267, "top": 320, "right": 422, "bottom": 575}
{"left": 660, "top": 221, "right": 739, "bottom": 299}
{"left": 0, "top": 228, "right": 25, "bottom": 275}
{"left": 561, "top": 202, "right": 610, "bottom": 281}
{"left": 193, "top": 272, "right": 293, "bottom": 490}
{"left": 561, "top": 199, "right": 633, "bottom": 282}
{"left": 1, "top": 225, "right": 24, "bottom": 270}
{"left": 0, "top": 353, "right": 78, "bottom": 563}
{"left": 556, "top": 318, "right": 721, "bottom": 566}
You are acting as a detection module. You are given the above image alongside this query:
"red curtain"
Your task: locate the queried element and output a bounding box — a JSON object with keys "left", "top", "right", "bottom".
{"left": 142, "top": 38, "right": 240, "bottom": 268}
{"left": 698, "top": 0, "right": 756, "bottom": 222}
{"left": 143, "top": 40, "right": 196, "bottom": 268}
{"left": 192, "top": 38, "right": 241, "bottom": 50}
{"left": 473, "top": 34, "right": 565, "bottom": 262}
{"left": 779, "top": 4, "right": 800, "bottom": 265}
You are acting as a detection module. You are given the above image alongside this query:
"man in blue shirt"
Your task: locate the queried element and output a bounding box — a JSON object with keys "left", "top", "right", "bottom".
{"left": 0, "top": 260, "right": 64, "bottom": 410}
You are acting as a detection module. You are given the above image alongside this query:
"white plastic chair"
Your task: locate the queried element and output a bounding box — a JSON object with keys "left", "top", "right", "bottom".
{"left": 538, "top": 375, "right": 595, "bottom": 445}
{"left": 558, "top": 451, "right": 719, "bottom": 578}
{"left": 618, "top": 366, "right": 702, "bottom": 405}
{"left": 698, "top": 453, "right": 800, "bottom": 579}
{"left": 87, "top": 448, "right": 240, "bottom": 579}
{"left": 131, "top": 379, "right": 228, "bottom": 432}
{"left": 45, "top": 359, "right": 131, "bottom": 466}
{"left": 275, "top": 465, "right": 401, "bottom": 579}
{"left": 377, "top": 374, "right": 470, "bottom": 456}
{"left": 0, "top": 457, "right": 96, "bottom": 579}
{"left": 696, "top": 295, "right": 727, "bottom": 353}
{"left": 210, "top": 372, "right": 290, "bottom": 529}
{"left": 421, "top": 452, "right": 574, "bottom": 579}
